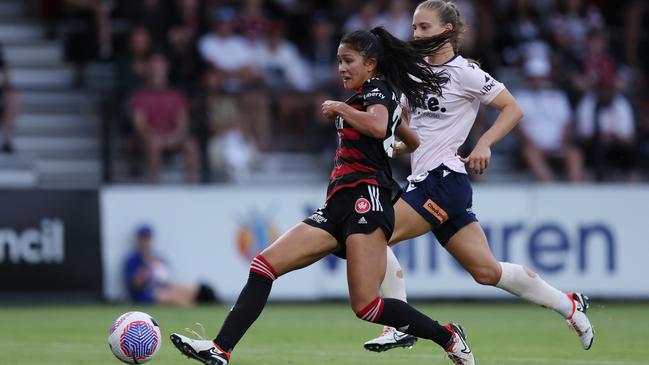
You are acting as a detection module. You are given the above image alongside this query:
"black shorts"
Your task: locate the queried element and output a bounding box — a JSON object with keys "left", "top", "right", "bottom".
{"left": 401, "top": 164, "right": 478, "bottom": 245}
{"left": 303, "top": 183, "right": 394, "bottom": 256}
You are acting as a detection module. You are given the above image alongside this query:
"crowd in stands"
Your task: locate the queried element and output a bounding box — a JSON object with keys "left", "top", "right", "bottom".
{"left": 28, "top": 0, "right": 649, "bottom": 183}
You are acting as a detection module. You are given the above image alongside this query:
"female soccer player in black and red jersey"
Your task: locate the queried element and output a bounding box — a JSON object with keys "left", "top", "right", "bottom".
{"left": 171, "top": 27, "right": 476, "bottom": 365}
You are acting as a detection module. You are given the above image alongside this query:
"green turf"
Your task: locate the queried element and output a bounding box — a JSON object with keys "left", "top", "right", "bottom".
{"left": 0, "top": 302, "right": 647, "bottom": 364}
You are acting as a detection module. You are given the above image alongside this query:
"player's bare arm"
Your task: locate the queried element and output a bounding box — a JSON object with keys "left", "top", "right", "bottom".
{"left": 322, "top": 100, "right": 388, "bottom": 138}
{"left": 461, "top": 89, "right": 523, "bottom": 174}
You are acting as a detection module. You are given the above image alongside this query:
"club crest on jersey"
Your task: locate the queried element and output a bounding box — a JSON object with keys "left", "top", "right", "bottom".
{"left": 355, "top": 197, "right": 371, "bottom": 214}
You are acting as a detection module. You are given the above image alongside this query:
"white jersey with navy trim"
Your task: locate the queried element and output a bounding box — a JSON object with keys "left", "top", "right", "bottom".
{"left": 403, "top": 55, "right": 505, "bottom": 177}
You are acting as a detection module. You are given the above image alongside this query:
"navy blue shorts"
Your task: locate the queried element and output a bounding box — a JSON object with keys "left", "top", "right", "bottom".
{"left": 400, "top": 165, "right": 477, "bottom": 245}
{"left": 303, "top": 184, "right": 394, "bottom": 257}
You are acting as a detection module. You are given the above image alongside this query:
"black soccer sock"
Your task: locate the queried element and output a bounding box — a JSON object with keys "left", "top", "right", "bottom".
{"left": 356, "top": 297, "right": 453, "bottom": 349}
{"left": 214, "top": 255, "right": 277, "bottom": 352}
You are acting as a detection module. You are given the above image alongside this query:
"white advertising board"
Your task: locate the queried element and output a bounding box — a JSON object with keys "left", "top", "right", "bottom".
{"left": 101, "top": 184, "right": 649, "bottom": 301}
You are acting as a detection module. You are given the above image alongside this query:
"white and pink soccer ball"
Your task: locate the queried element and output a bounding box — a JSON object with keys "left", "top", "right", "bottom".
{"left": 108, "top": 311, "right": 161, "bottom": 364}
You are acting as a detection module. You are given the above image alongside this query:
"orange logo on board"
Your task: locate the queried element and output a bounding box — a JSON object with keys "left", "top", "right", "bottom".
{"left": 423, "top": 199, "right": 448, "bottom": 223}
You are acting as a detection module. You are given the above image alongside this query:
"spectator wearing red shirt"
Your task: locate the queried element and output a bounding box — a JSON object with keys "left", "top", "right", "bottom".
{"left": 130, "top": 53, "right": 200, "bottom": 183}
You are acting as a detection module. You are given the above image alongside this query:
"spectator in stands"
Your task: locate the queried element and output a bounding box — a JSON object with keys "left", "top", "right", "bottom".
{"left": 547, "top": 0, "right": 605, "bottom": 57}
{"left": 575, "top": 68, "right": 638, "bottom": 182}
{"left": 124, "top": 224, "right": 218, "bottom": 306}
{"left": 57, "top": 0, "right": 113, "bottom": 87}
{"left": 515, "top": 57, "right": 584, "bottom": 182}
{"left": 303, "top": 14, "right": 339, "bottom": 153}
{"left": 202, "top": 69, "right": 257, "bottom": 182}
{"left": 380, "top": 0, "right": 412, "bottom": 41}
{"left": 116, "top": 26, "right": 151, "bottom": 95}
{"left": 546, "top": 21, "right": 582, "bottom": 103}
{"left": 572, "top": 29, "right": 621, "bottom": 95}
{"left": 115, "top": 26, "right": 151, "bottom": 133}
{"left": 113, "top": 0, "right": 171, "bottom": 47}
{"left": 169, "top": 0, "right": 208, "bottom": 40}
{"left": 253, "top": 21, "right": 313, "bottom": 93}
{"left": 51, "top": 0, "right": 113, "bottom": 60}
{"left": 129, "top": 53, "right": 200, "bottom": 183}
{"left": 343, "top": 0, "right": 384, "bottom": 33}
{"left": 304, "top": 15, "right": 338, "bottom": 95}
{"left": 253, "top": 21, "right": 313, "bottom": 150}
{"left": 165, "top": 0, "right": 209, "bottom": 95}
{"left": 496, "top": 0, "right": 546, "bottom": 66}
{"left": 0, "top": 43, "right": 19, "bottom": 154}
{"left": 197, "top": 6, "right": 270, "bottom": 151}
{"left": 166, "top": 25, "right": 205, "bottom": 95}
{"left": 239, "top": 0, "right": 270, "bottom": 44}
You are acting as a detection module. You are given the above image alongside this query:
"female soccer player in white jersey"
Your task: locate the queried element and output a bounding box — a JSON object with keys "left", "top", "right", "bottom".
{"left": 363, "top": 0, "right": 594, "bottom": 355}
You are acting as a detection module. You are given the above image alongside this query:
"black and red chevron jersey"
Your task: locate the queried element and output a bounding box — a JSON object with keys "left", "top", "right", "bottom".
{"left": 326, "top": 77, "right": 403, "bottom": 201}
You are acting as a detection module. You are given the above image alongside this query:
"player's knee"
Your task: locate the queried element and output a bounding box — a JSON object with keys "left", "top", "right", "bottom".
{"left": 352, "top": 296, "right": 384, "bottom": 323}
{"left": 248, "top": 255, "right": 278, "bottom": 282}
{"left": 350, "top": 299, "right": 367, "bottom": 315}
{"left": 471, "top": 265, "right": 500, "bottom": 286}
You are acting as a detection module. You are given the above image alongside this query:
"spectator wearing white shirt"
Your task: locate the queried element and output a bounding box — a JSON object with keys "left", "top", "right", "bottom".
{"left": 252, "top": 21, "right": 313, "bottom": 93}
{"left": 197, "top": 6, "right": 261, "bottom": 91}
{"left": 197, "top": 6, "right": 271, "bottom": 151}
{"left": 515, "top": 58, "right": 584, "bottom": 182}
{"left": 201, "top": 69, "right": 257, "bottom": 182}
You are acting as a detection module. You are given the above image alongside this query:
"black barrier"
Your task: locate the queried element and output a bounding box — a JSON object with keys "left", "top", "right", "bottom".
{"left": 0, "top": 190, "right": 101, "bottom": 300}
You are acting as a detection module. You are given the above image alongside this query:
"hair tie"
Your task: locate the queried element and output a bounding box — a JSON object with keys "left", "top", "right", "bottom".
{"left": 369, "top": 30, "right": 379, "bottom": 42}
{"left": 369, "top": 29, "right": 384, "bottom": 59}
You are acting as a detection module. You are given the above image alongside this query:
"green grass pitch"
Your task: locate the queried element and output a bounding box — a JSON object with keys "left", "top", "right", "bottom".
{"left": 1, "top": 302, "right": 647, "bottom": 364}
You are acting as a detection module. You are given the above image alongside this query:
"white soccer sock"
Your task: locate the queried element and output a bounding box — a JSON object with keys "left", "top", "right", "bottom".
{"left": 496, "top": 262, "right": 574, "bottom": 318}
{"left": 379, "top": 247, "right": 407, "bottom": 302}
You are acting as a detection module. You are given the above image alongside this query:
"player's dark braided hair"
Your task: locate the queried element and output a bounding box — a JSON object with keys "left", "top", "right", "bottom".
{"left": 340, "top": 26, "right": 451, "bottom": 109}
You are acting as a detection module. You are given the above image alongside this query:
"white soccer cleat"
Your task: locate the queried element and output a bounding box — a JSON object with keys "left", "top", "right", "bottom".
{"left": 363, "top": 326, "right": 418, "bottom": 352}
{"left": 170, "top": 333, "right": 230, "bottom": 365}
{"left": 566, "top": 292, "right": 594, "bottom": 350}
{"left": 444, "top": 323, "right": 475, "bottom": 365}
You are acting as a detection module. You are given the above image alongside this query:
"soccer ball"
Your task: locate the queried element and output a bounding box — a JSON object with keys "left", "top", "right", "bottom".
{"left": 108, "top": 311, "right": 161, "bottom": 364}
